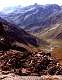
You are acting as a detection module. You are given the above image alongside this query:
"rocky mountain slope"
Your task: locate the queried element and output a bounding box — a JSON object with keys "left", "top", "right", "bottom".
{"left": 36, "top": 23, "right": 62, "bottom": 40}
{"left": 0, "top": 17, "right": 41, "bottom": 51}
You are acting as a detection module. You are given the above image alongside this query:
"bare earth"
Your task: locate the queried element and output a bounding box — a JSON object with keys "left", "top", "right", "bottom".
{"left": 0, "top": 73, "right": 62, "bottom": 80}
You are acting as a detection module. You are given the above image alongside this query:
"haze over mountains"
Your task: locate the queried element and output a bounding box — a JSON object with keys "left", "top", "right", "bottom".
{"left": 0, "top": 5, "right": 60, "bottom": 26}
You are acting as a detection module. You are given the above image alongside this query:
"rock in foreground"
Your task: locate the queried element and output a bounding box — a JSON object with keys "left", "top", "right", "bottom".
{"left": 0, "top": 50, "right": 62, "bottom": 76}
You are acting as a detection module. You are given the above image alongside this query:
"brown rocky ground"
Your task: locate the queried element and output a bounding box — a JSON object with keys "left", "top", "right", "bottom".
{"left": 0, "top": 49, "right": 62, "bottom": 76}
{"left": 0, "top": 73, "right": 62, "bottom": 80}
{"left": 52, "top": 47, "right": 62, "bottom": 65}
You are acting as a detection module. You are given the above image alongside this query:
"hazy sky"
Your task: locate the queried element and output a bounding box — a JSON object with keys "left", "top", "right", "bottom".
{"left": 0, "top": 0, "right": 62, "bottom": 10}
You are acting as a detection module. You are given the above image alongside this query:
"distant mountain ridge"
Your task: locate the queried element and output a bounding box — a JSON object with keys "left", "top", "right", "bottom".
{"left": 0, "top": 4, "right": 62, "bottom": 32}
{"left": 0, "top": 4, "right": 62, "bottom": 40}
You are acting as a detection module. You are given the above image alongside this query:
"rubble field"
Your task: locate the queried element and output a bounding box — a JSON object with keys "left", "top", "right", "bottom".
{"left": 0, "top": 49, "right": 62, "bottom": 76}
